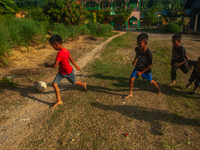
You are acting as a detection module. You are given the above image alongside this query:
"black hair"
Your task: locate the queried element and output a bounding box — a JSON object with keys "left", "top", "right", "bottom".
{"left": 172, "top": 33, "right": 182, "bottom": 41}
{"left": 49, "top": 34, "right": 62, "bottom": 45}
{"left": 137, "top": 33, "right": 148, "bottom": 43}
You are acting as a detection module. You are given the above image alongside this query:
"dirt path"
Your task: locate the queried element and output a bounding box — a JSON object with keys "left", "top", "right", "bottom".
{"left": 0, "top": 32, "right": 125, "bottom": 150}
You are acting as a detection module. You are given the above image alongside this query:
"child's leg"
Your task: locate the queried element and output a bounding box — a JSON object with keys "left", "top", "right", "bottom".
{"left": 192, "top": 78, "right": 200, "bottom": 94}
{"left": 124, "top": 77, "right": 135, "bottom": 99}
{"left": 150, "top": 80, "right": 161, "bottom": 94}
{"left": 64, "top": 69, "right": 86, "bottom": 90}
{"left": 51, "top": 72, "right": 63, "bottom": 108}
{"left": 169, "top": 66, "right": 177, "bottom": 86}
{"left": 186, "top": 70, "right": 196, "bottom": 88}
{"left": 75, "top": 81, "right": 86, "bottom": 90}
{"left": 51, "top": 82, "right": 63, "bottom": 108}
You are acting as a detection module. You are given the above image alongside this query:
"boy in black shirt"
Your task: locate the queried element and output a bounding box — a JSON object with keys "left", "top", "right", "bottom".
{"left": 125, "top": 33, "right": 161, "bottom": 99}
{"left": 168, "top": 33, "right": 190, "bottom": 86}
{"left": 186, "top": 57, "right": 200, "bottom": 95}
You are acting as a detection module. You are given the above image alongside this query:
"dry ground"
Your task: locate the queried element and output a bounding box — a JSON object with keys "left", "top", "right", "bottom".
{"left": 0, "top": 32, "right": 200, "bottom": 149}
{"left": 0, "top": 32, "right": 125, "bottom": 149}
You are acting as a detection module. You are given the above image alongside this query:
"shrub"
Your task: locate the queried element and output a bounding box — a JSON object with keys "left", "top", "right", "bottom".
{"left": 87, "top": 23, "right": 113, "bottom": 35}
{"left": 43, "top": 0, "right": 88, "bottom": 26}
{"left": 87, "top": 23, "right": 98, "bottom": 35}
{"left": 4, "top": 17, "right": 39, "bottom": 47}
{"left": 0, "top": 24, "right": 10, "bottom": 56}
{"left": 26, "top": 7, "right": 48, "bottom": 22}
{"left": 165, "top": 23, "right": 181, "bottom": 33}
{"left": 52, "top": 23, "right": 69, "bottom": 42}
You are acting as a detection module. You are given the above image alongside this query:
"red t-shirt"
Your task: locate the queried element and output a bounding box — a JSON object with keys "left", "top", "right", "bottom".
{"left": 56, "top": 48, "right": 73, "bottom": 75}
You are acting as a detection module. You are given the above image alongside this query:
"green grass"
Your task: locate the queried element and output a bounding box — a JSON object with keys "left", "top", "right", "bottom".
{"left": 19, "top": 33, "right": 200, "bottom": 150}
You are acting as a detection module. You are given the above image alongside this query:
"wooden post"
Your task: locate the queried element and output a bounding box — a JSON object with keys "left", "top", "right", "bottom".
{"left": 194, "top": 14, "right": 198, "bottom": 32}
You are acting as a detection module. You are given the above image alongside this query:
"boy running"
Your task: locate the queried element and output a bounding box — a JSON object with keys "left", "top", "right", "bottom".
{"left": 45, "top": 35, "right": 86, "bottom": 108}
{"left": 125, "top": 33, "right": 161, "bottom": 99}
{"left": 168, "top": 33, "right": 190, "bottom": 86}
{"left": 186, "top": 57, "right": 200, "bottom": 95}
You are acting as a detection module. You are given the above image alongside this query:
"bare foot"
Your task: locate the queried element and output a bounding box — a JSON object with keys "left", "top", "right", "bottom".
{"left": 157, "top": 87, "right": 161, "bottom": 95}
{"left": 124, "top": 94, "right": 133, "bottom": 99}
{"left": 83, "top": 83, "right": 86, "bottom": 90}
{"left": 51, "top": 101, "right": 63, "bottom": 109}
{"left": 168, "top": 81, "right": 175, "bottom": 86}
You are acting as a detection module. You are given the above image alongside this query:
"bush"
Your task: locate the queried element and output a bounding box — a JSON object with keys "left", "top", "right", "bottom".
{"left": 4, "top": 17, "right": 39, "bottom": 47}
{"left": 87, "top": 23, "right": 113, "bottom": 35}
{"left": 52, "top": 23, "right": 69, "bottom": 42}
{"left": 165, "top": 23, "right": 181, "bottom": 33}
{"left": 0, "top": 24, "right": 10, "bottom": 56}
{"left": 87, "top": 23, "right": 98, "bottom": 35}
{"left": 26, "top": 7, "right": 48, "bottom": 22}
{"left": 43, "top": 0, "right": 88, "bottom": 26}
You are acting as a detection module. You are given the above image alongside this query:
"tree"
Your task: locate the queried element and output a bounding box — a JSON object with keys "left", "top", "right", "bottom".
{"left": 0, "top": 0, "right": 15, "bottom": 13}
{"left": 114, "top": 5, "right": 133, "bottom": 28}
{"left": 143, "top": 6, "right": 157, "bottom": 27}
{"left": 43, "top": 0, "right": 88, "bottom": 26}
{"left": 96, "top": 8, "right": 111, "bottom": 23}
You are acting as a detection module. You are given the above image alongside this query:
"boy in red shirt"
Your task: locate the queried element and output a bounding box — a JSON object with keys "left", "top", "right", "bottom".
{"left": 45, "top": 35, "right": 86, "bottom": 108}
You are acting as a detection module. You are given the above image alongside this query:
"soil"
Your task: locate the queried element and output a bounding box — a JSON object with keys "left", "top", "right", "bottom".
{"left": 0, "top": 32, "right": 125, "bottom": 150}
{"left": 0, "top": 31, "right": 200, "bottom": 149}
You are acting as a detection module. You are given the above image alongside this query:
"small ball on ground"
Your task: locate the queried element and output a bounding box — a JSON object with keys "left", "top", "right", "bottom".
{"left": 36, "top": 81, "right": 47, "bottom": 92}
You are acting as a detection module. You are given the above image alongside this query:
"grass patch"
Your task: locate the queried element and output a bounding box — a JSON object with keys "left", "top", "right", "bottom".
{"left": 20, "top": 32, "right": 200, "bottom": 149}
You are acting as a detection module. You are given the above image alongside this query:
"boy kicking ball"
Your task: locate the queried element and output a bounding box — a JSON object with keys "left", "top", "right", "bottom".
{"left": 125, "top": 33, "right": 161, "bottom": 99}
{"left": 45, "top": 35, "right": 86, "bottom": 108}
{"left": 186, "top": 57, "right": 200, "bottom": 95}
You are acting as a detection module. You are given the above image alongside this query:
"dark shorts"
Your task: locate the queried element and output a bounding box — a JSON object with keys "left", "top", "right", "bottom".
{"left": 130, "top": 68, "right": 153, "bottom": 82}
{"left": 53, "top": 69, "right": 76, "bottom": 84}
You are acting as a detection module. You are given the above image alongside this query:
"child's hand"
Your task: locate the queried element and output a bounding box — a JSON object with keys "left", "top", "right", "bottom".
{"left": 76, "top": 66, "right": 81, "bottom": 71}
{"left": 44, "top": 63, "right": 49, "bottom": 67}
{"left": 173, "top": 63, "right": 181, "bottom": 67}
{"left": 136, "top": 71, "right": 142, "bottom": 77}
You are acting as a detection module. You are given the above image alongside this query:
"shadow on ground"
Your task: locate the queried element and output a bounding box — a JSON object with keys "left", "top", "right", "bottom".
{"left": 91, "top": 102, "right": 200, "bottom": 135}
{"left": 84, "top": 73, "right": 200, "bottom": 99}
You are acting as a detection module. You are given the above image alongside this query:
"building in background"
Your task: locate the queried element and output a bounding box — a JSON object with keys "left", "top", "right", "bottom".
{"left": 184, "top": 0, "right": 200, "bottom": 31}
{"left": 79, "top": 0, "right": 140, "bottom": 29}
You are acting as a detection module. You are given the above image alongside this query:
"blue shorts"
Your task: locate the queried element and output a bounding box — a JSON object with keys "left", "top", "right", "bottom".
{"left": 130, "top": 68, "right": 153, "bottom": 82}
{"left": 53, "top": 69, "right": 76, "bottom": 84}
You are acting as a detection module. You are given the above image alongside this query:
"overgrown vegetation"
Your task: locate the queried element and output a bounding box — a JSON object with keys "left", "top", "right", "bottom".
{"left": 0, "top": 15, "right": 113, "bottom": 65}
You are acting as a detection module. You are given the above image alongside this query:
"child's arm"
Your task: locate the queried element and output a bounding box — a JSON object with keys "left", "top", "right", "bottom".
{"left": 44, "top": 60, "right": 59, "bottom": 68}
{"left": 174, "top": 55, "right": 189, "bottom": 67}
{"left": 69, "top": 56, "right": 81, "bottom": 71}
{"left": 132, "top": 55, "right": 138, "bottom": 66}
{"left": 136, "top": 65, "right": 152, "bottom": 76}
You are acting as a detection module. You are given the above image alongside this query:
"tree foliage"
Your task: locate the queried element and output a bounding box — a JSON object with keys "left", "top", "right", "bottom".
{"left": 0, "top": 0, "right": 15, "bottom": 13}
{"left": 113, "top": 5, "right": 133, "bottom": 26}
{"left": 96, "top": 8, "right": 111, "bottom": 23}
{"left": 43, "top": 0, "right": 88, "bottom": 26}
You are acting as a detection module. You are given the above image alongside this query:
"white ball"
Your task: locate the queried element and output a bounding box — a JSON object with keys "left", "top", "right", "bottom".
{"left": 36, "top": 81, "right": 47, "bottom": 92}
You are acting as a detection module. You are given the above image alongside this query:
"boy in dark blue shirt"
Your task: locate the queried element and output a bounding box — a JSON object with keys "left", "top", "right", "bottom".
{"left": 168, "top": 33, "right": 190, "bottom": 86}
{"left": 186, "top": 57, "right": 200, "bottom": 95}
{"left": 125, "top": 33, "right": 161, "bottom": 99}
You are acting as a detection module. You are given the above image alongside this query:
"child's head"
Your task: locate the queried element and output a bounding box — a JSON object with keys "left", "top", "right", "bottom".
{"left": 172, "top": 33, "right": 181, "bottom": 47}
{"left": 137, "top": 33, "right": 148, "bottom": 50}
{"left": 49, "top": 34, "right": 63, "bottom": 50}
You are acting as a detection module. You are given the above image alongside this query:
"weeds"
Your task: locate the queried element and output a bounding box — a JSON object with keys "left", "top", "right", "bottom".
{"left": 0, "top": 76, "right": 18, "bottom": 88}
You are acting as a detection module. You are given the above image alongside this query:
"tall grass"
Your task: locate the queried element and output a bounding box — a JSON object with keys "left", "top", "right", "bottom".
{"left": 87, "top": 23, "right": 113, "bottom": 35}
{"left": 0, "top": 15, "right": 113, "bottom": 62}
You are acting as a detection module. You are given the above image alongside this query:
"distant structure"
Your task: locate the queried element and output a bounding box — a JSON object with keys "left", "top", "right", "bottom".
{"left": 78, "top": 0, "right": 140, "bottom": 29}
{"left": 184, "top": 0, "right": 200, "bottom": 31}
